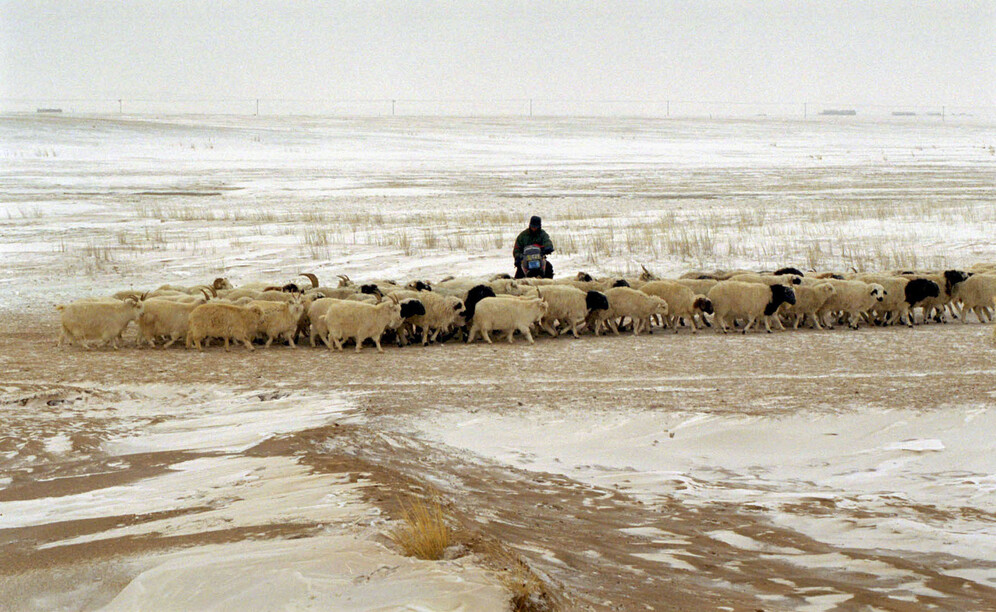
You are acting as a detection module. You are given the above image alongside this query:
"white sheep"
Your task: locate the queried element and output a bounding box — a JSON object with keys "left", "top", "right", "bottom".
{"left": 186, "top": 302, "right": 264, "bottom": 351}
{"left": 249, "top": 299, "right": 307, "bottom": 347}
{"left": 728, "top": 273, "right": 802, "bottom": 287}
{"left": 817, "top": 280, "right": 886, "bottom": 329}
{"left": 674, "top": 277, "right": 718, "bottom": 298}
{"left": 137, "top": 296, "right": 207, "bottom": 348}
{"left": 595, "top": 287, "right": 669, "bottom": 336}
{"left": 307, "top": 298, "right": 347, "bottom": 348}
{"left": 707, "top": 281, "right": 797, "bottom": 333}
{"left": 386, "top": 290, "right": 465, "bottom": 345}
{"left": 467, "top": 297, "right": 548, "bottom": 344}
{"left": 782, "top": 282, "right": 836, "bottom": 329}
{"left": 323, "top": 299, "right": 403, "bottom": 353}
{"left": 56, "top": 298, "right": 144, "bottom": 349}
{"left": 953, "top": 274, "right": 996, "bottom": 323}
{"left": 533, "top": 285, "right": 591, "bottom": 338}
{"left": 639, "top": 281, "right": 713, "bottom": 333}
{"left": 856, "top": 274, "right": 912, "bottom": 326}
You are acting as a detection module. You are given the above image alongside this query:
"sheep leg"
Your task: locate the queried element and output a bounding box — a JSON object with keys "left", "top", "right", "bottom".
{"left": 481, "top": 329, "right": 493, "bottom": 344}
{"left": 466, "top": 327, "right": 477, "bottom": 343}
{"left": 742, "top": 316, "right": 755, "bottom": 334}
{"left": 773, "top": 315, "right": 786, "bottom": 331}
{"left": 607, "top": 318, "right": 620, "bottom": 335}
{"left": 163, "top": 336, "right": 177, "bottom": 349}
{"left": 717, "top": 316, "right": 729, "bottom": 334}
{"left": 373, "top": 336, "right": 384, "bottom": 353}
{"left": 241, "top": 335, "right": 255, "bottom": 351}
{"left": 763, "top": 316, "right": 773, "bottom": 333}
{"left": 974, "top": 306, "right": 988, "bottom": 323}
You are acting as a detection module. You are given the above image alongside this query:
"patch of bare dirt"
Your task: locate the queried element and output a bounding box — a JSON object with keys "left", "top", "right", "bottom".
{"left": 2, "top": 313, "right": 996, "bottom": 610}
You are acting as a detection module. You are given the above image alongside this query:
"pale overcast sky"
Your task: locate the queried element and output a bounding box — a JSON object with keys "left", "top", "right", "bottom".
{"left": 1, "top": 0, "right": 993, "bottom": 108}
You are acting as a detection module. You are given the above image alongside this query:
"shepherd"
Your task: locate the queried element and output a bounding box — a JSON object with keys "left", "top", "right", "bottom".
{"left": 513, "top": 215, "right": 555, "bottom": 279}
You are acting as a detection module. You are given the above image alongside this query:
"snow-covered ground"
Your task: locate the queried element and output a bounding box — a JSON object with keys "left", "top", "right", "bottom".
{"left": 2, "top": 113, "right": 994, "bottom": 312}
{"left": 2, "top": 113, "right": 996, "bottom": 608}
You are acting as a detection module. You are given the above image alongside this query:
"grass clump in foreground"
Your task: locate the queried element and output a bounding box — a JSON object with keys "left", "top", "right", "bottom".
{"left": 387, "top": 494, "right": 556, "bottom": 610}
{"left": 387, "top": 496, "right": 451, "bottom": 560}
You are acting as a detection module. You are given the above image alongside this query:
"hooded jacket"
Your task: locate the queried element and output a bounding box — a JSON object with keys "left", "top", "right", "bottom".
{"left": 513, "top": 228, "right": 554, "bottom": 262}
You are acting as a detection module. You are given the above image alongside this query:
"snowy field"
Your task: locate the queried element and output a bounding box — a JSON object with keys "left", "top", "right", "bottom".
{"left": 2, "top": 113, "right": 996, "bottom": 609}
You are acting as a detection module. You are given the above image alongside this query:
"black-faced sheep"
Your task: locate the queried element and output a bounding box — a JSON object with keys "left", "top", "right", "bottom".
{"left": 707, "top": 282, "right": 796, "bottom": 333}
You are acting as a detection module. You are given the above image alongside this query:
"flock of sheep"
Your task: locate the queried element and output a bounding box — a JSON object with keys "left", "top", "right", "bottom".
{"left": 55, "top": 263, "right": 996, "bottom": 352}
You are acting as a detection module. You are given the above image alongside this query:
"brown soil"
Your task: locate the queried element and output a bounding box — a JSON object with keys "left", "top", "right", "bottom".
{"left": 2, "top": 313, "right": 996, "bottom": 610}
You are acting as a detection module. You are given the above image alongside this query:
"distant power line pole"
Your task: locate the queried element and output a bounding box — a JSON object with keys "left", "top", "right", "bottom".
{"left": 803, "top": 102, "right": 807, "bottom": 119}
{"left": 666, "top": 99, "right": 670, "bottom": 117}
{"left": 255, "top": 98, "right": 259, "bottom": 116}
{"left": 529, "top": 98, "right": 533, "bottom": 117}
{"left": 392, "top": 99, "right": 396, "bottom": 116}
{"left": 118, "top": 98, "right": 122, "bottom": 114}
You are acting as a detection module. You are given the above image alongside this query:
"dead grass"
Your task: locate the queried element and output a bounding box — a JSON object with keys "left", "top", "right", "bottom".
{"left": 387, "top": 496, "right": 451, "bottom": 560}
{"left": 474, "top": 538, "right": 556, "bottom": 612}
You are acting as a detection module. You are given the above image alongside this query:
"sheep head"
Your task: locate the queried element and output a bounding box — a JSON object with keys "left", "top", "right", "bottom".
{"left": 766, "top": 285, "right": 796, "bottom": 315}
{"left": 693, "top": 296, "right": 714, "bottom": 315}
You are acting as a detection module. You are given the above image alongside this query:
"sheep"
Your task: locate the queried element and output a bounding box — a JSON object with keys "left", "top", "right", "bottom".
{"left": 638, "top": 264, "right": 659, "bottom": 282}
{"left": 680, "top": 269, "right": 752, "bottom": 281}
{"left": 728, "top": 273, "right": 802, "bottom": 286}
{"left": 307, "top": 298, "right": 347, "bottom": 348}
{"left": 137, "top": 296, "right": 208, "bottom": 348}
{"left": 952, "top": 274, "right": 996, "bottom": 323}
{"left": 639, "top": 281, "right": 713, "bottom": 333}
{"left": 817, "top": 280, "right": 886, "bottom": 329}
{"left": 782, "top": 282, "right": 836, "bottom": 329}
{"left": 466, "top": 297, "right": 548, "bottom": 344}
{"left": 254, "top": 289, "right": 300, "bottom": 304}
{"left": 774, "top": 267, "right": 805, "bottom": 277}
{"left": 385, "top": 290, "right": 464, "bottom": 345}
{"left": 532, "top": 285, "right": 592, "bottom": 338}
{"left": 405, "top": 280, "right": 433, "bottom": 292}
{"left": 186, "top": 303, "right": 264, "bottom": 351}
{"left": 461, "top": 284, "right": 497, "bottom": 322}
{"left": 323, "top": 298, "right": 404, "bottom": 353}
{"left": 674, "top": 277, "right": 718, "bottom": 297}
{"left": 968, "top": 263, "right": 996, "bottom": 274}
{"left": 56, "top": 298, "right": 144, "bottom": 349}
{"left": 899, "top": 270, "right": 968, "bottom": 323}
{"left": 594, "top": 287, "right": 669, "bottom": 336}
{"left": 249, "top": 299, "right": 307, "bottom": 347}
{"left": 855, "top": 274, "right": 912, "bottom": 326}
{"left": 490, "top": 278, "right": 529, "bottom": 296}
{"left": 707, "top": 281, "right": 796, "bottom": 333}
{"left": 220, "top": 288, "right": 264, "bottom": 302}
{"left": 904, "top": 278, "right": 941, "bottom": 324}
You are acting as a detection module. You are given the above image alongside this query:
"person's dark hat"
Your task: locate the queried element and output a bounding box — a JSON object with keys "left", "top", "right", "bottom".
{"left": 529, "top": 215, "right": 542, "bottom": 229}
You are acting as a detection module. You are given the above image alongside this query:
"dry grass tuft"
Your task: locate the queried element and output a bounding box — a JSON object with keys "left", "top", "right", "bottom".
{"left": 501, "top": 560, "right": 554, "bottom": 612}
{"left": 475, "top": 538, "right": 556, "bottom": 612}
{"left": 387, "top": 496, "right": 451, "bottom": 560}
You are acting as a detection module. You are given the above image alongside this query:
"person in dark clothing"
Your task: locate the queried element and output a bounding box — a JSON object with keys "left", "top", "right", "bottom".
{"left": 513, "top": 215, "right": 555, "bottom": 278}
